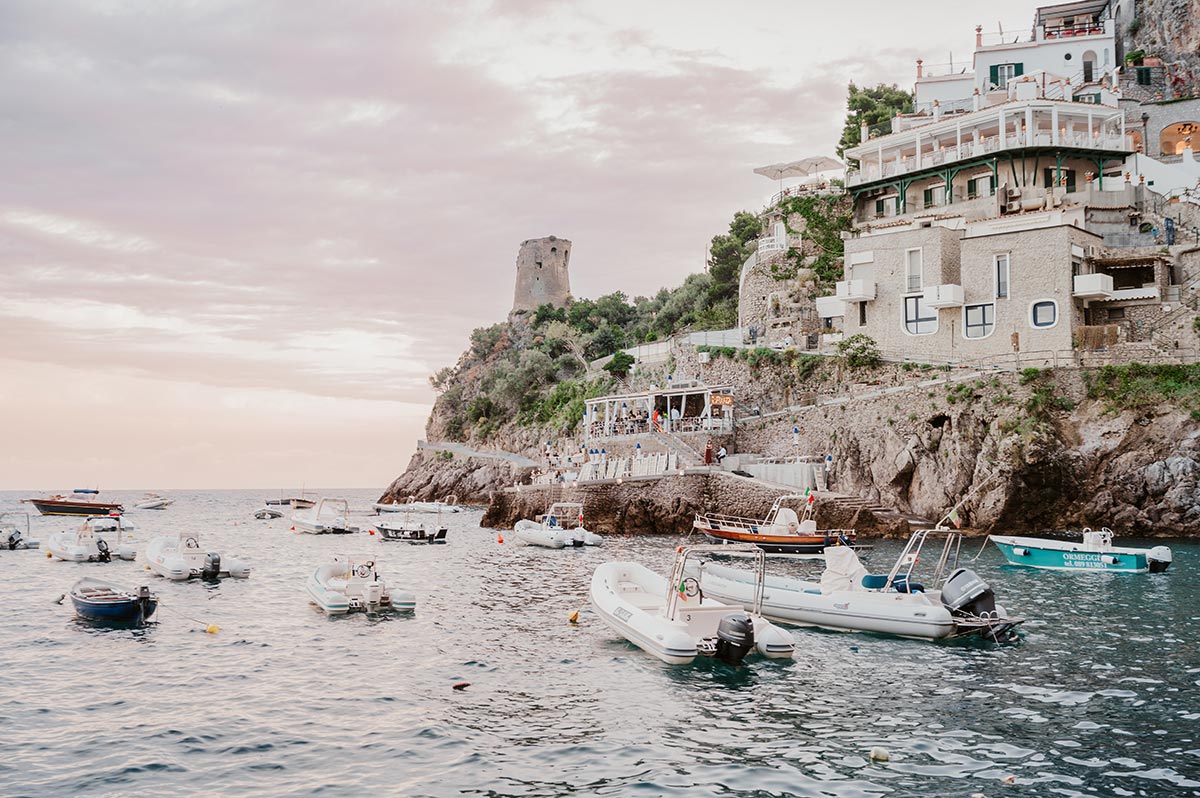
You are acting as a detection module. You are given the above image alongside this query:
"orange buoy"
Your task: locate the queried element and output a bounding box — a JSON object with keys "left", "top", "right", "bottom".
{"left": 497, "top": 533, "right": 504, "bottom": 544}
{"left": 452, "top": 682, "right": 470, "bottom": 691}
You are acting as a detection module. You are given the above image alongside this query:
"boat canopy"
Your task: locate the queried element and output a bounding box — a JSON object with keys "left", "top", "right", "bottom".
{"left": 73, "top": 489, "right": 100, "bottom": 494}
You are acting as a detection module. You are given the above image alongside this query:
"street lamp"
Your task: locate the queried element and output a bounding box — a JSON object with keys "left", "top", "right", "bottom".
{"left": 1141, "top": 112, "right": 1150, "bottom": 155}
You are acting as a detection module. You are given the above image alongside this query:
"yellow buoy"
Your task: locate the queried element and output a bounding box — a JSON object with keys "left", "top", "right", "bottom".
{"left": 568, "top": 610, "right": 579, "bottom": 624}
{"left": 46, "top": 551, "right": 52, "bottom": 558}
{"left": 205, "top": 624, "right": 220, "bottom": 634}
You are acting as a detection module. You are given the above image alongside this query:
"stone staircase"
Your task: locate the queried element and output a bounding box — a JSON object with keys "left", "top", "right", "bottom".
{"left": 822, "top": 494, "right": 936, "bottom": 529}
{"left": 651, "top": 429, "right": 704, "bottom": 467}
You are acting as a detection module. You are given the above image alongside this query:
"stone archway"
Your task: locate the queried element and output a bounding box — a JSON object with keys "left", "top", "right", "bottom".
{"left": 1160, "top": 121, "right": 1198, "bottom": 156}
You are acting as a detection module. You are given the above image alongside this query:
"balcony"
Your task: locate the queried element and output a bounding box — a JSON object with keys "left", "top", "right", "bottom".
{"left": 835, "top": 279, "right": 876, "bottom": 302}
{"left": 815, "top": 296, "right": 847, "bottom": 318}
{"left": 756, "top": 234, "right": 802, "bottom": 255}
{"left": 1073, "top": 273, "right": 1114, "bottom": 299}
{"left": 923, "top": 284, "right": 965, "bottom": 308}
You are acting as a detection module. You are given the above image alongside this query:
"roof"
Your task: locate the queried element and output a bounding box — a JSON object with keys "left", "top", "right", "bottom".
{"left": 1035, "top": 0, "right": 1110, "bottom": 25}
{"left": 586, "top": 384, "right": 734, "bottom": 404}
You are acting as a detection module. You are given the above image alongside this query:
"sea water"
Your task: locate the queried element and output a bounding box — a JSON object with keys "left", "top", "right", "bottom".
{"left": 0, "top": 488, "right": 1196, "bottom": 797}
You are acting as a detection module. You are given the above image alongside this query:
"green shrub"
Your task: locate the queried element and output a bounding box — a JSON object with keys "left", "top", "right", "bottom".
{"left": 603, "top": 351, "right": 635, "bottom": 378}
{"left": 1018, "top": 367, "right": 1043, "bottom": 385}
{"left": 835, "top": 334, "right": 881, "bottom": 368}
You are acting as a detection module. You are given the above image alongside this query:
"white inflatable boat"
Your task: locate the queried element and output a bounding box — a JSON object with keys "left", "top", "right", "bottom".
{"left": 1, "top": 512, "right": 40, "bottom": 550}
{"left": 134, "top": 493, "right": 175, "bottom": 510}
{"left": 145, "top": 532, "right": 251, "bottom": 580}
{"left": 690, "top": 529, "right": 1023, "bottom": 642}
{"left": 306, "top": 557, "right": 416, "bottom": 615}
{"left": 375, "top": 495, "right": 462, "bottom": 514}
{"left": 47, "top": 517, "right": 137, "bottom": 562}
{"left": 292, "top": 498, "right": 360, "bottom": 534}
{"left": 515, "top": 502, "right": 601, "bottom": 548}
{"left": 590, "top": 544, "right": 794, "bottom": 665}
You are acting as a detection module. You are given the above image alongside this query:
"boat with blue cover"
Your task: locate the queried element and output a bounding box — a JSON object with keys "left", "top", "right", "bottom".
{"left": 990, "top": 528, "right": 1172, "bottom": 573}
{"left": 69, "top": 577, "right": 158, "bottom": 624}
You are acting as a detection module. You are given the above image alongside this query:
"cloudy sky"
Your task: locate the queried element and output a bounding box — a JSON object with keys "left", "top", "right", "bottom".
{"left": 0, "top": 0, "right": 1043, "bottom": 489}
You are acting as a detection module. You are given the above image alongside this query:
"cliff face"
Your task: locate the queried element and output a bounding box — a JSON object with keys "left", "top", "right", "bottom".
{"left": 1130, "top": 0, "right": 1200, "bottom": 64}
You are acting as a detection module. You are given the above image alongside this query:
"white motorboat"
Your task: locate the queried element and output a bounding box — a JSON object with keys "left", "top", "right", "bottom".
{"left": 990, "top": 528, "right": 1172, "bottom": 573}
{"left": 254, "top": 507, "right": 284, "bottom": 520}
{"left": 1, "top": 512, "right": 40, "bottom": 550}
{"left": 145, "top": 532, "right": 251, "bottom": 581}
{"left": 306, "top": 557, "right": 416, "bottom": 615}
{"left": 374, "top": 495, "right": 462, "bottom": 514}
{"left": 690, "top": 528, "right": 1023, "bottom": 642}
{"left": 590, "top": 544, "right": 795, "bottom": 665}
{"left": 86, "top": 515, "right": 135, "bottom": 532}
{"left": 46, "top": 516, "right": 137, "bottom": 563}
{"left": 514, "top": 502, "right": 601, "bottom": 548}
{"left": 291, "top": 498, "right": 360, "bottom": 534}
{"left": 134, "top": 493, "right": 175, "bottom": 510}
{"left": 375, "top": 518, "right": 448, "bottom": 544}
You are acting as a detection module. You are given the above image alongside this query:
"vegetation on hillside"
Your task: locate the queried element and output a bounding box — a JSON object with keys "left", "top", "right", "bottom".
{"left": 836, "top": 83, "right": 914, "bottom": 159}
{"left": 775, "top": 193, "right": 854, "bottom": 284}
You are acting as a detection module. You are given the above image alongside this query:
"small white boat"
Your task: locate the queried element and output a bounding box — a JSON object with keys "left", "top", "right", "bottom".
{"left": 47, "top": 517, "right": 137, "bottom": 563}
{"left": 1, "top": 512, "right": 40, "bottom": 550}
{"left": 375, "top": 495, "right": 462, "bottom": 514}
{"left": 291, "top": 498, "right": 360, "bottom": 534}
{"left": 85, "top": 515, "right": 135, "bottom": 532}
{"left": 376, "top": 519, "right": 448, "bottom": 544}
{"left": 145, "top": 532, "right": 251, "bottom": 581}
{"left": 990, "top": 528, "right": 1172, "bottom": 573}
{"left": 590, "top": 544, "right": 795, "bottom": 665}
{"left": 253, "top": 507, "right": 284, "bottom": 520}
{"left": 691, "top": 529, "right": 1023, "bottom": 642}
{"left": 134, "top": 493, "right": 175, "bottom": 510}
{"left": 306, "top": 557, "right": 416, "bottom": 615}
{"left": 514, "top": 502, "right": 601, "bottom": 548}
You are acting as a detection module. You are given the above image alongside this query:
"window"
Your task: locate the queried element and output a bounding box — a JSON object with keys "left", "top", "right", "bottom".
{"left": 995, "top": 254, "right": 1010, "bottom": 298}
{"left": 922, "top": 185, "right": 943, "bottom": 209}
{"left": 1031, "top": 300, "right": 1058, "bottom": 328}
{"left": 903, "top": 295, "right": 937, "bottom": 335}
{"left": 875, "top": 198, "right": 885, "bottom": 216}
{"left": 1107, "top": 307, "right": 1126, "bottom": 320}
{"left": 967, "top": 175, "right": 995, "bottom": 199}
{"left": 964, "top": 303, "right": 995, "bottom": 339}
{"left": 858, "top": 302, "right": 867, "bottom": 326}
{"left": 1043, "top": 167, "right": 1077, "bottom": 192}
{"left": 1136, "top": 67, "right": 1153, "bottom": 85}
{"left": 905, "top": 249, "right": 923, "bottom": 293}
{"left": 990, "top": 62, "right": 1023, "bottom": 89}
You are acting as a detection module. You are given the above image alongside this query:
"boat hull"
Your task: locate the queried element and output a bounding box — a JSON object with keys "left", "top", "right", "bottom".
{"left": 697, "top": 524, "right": 856, "bottom": 554}
{"left": 990, "top": 535, "right": 1171, "bottom": 573}
{"left": 71, "top": 594, "right": 158, "bottom": 623}
{"left": 23, "top": 499, "right": 124, "bottom": 517}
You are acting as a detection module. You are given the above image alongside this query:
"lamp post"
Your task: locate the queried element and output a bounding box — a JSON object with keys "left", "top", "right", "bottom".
{"left": 1141, "top": 112, "right": 1150, "bottom": 156}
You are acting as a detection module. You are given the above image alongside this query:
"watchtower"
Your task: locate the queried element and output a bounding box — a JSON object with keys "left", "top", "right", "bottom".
{"left": 512, "top": 236, "right": 571, "bottom": 313}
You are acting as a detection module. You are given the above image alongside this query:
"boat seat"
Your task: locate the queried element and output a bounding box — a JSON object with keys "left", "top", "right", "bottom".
{"left": 861, "top": 574, "right": 925, "bottom": 593}
{"left": 861, "top": 574, "right": 889, "bottom": 590}
{"left": 894, "top": 577, "right": 924, "bottom": 594}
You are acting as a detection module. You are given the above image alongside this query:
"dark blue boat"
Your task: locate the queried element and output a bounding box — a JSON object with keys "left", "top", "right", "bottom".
{"left": 69, "top": 577, "right": 158, "bottom": 624}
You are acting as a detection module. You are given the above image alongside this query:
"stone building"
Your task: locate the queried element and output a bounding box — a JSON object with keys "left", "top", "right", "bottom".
{"left": 512, "top": 236, "right": 571, "bottom": 313}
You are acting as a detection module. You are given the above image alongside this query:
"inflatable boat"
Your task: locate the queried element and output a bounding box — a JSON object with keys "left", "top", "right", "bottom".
{"left": 70, "top": 577, "right": 158, "bottom": 624}
{"left": 990, "top": 528, "right": 1172, "bottom": 573}
{"left": 590, "top": 544, "right": 795, "bottom": 665}
{"left": 145, "top": 532, "right": 251, "bottom": 581}
{"left": 47, "top": 517, "right": 137, "bottom": 562}
{"left": 515, "top": 502, "right": 601, "bottom": 548}
{"left": 1, "top": 512, "right": 40, "bottom": 550}
{"left": 292, "top": 498, "right": 360, "bottom": 534}
{"left": 306, "top": 557, "right": 416, "bottom": 615}
{"left": 691, "top": 529, "right": 1023, "bottom": 642}
{"left": 375, "top": 495, "right": 462, "bottom": 514}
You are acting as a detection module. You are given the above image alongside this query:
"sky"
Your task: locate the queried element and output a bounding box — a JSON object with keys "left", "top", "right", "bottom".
{"left": 0, "top": 0, "right": 1045, "bottom": 490}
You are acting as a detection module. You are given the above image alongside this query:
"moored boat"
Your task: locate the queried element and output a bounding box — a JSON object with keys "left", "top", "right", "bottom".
{"left": 22, "top": 489, "right": 124, "bottom": 517}
{"left": 693, "top": 493, "right": 859, "bottom": 554}
{"left": 306, "top": 557, "right": 416, "bottom": 615}
{"left": 46, "top": 517, "right": 137, "bottom": 563}
{"left": 69, "top": 577, "right": 158, "bottom": 624}
{"left": 1, "top": 512, "right": 40, "bottom": 550}
{"left": 589, "top": 544, "right": 795, "bottom": 665}
{"left": 134, "top": 493, "right": 175, "bottom": 510}
{"left": 514, "top": 502, "right": 601, "bottom": 548}
{"left": 691, "top": 528, "right": 1023, "bottom": 642}
{"left": 376, "top": 519, "right": 448, "bottom": 544}
{"left": 145, "top": 532, "right": 250, "bottom": 580}
{"left": 375, "top": 495, "right": 462, "bottom": 514}
{"left": 291, "top": 498, "right": 360, "bottom": 534}
{"left": 990, "top": 528, "right": 1172, "bottom": 573}
{"left": 254, "top": 507, "right": 284, "bottom": 520}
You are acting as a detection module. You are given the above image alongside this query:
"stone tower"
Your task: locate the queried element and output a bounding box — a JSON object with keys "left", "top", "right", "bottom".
{"left": 512, "top": 236, "right": 571, "bottom": 313}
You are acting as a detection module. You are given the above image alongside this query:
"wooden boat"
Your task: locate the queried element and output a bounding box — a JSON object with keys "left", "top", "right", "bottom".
{"left": 70, "top": 577, "right": 158, "bottom": 624}
{"left": 693, "top": 493, "right": 858, "bottom": 554}
{"left": 22, "top": 489, "right": 124, "bottom": 517}
{"left": 990, "top": 528, "right": 1172, "bottom": 573}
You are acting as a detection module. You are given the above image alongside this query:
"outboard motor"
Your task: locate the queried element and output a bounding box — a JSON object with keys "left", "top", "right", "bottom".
{"left": 8, "top": 529, "right": 21, "bottom": 550}
{"left": 1147, "top": 546, "right": 1173, "bottom": 573}
{"left": 941, "top": 568, "right": 997, "bottom": 617}
{"left": 715, "top": 613, "right": 756, "bottom": 665}
{"left": 202, "top": 551, "right": 222, "bottom": 581}
{"left": 95, "top": 537, "right": 111, "bottom": 563}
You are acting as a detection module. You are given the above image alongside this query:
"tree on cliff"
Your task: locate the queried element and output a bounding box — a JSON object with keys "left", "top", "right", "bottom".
{"left": 836, "top": 83, "right": 914, "bottom": 159}
{"left": 705, "top": 210, "right": 760, "bottom": 326}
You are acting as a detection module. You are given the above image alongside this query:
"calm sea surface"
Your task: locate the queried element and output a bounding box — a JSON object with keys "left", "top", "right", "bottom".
{"left": 0, "top": 488, "right": 1197, "bottom": 798}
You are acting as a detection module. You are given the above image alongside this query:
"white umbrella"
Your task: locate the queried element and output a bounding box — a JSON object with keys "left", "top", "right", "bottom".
{"left": 753, "top": 156, "right": 843, "bottom": 181}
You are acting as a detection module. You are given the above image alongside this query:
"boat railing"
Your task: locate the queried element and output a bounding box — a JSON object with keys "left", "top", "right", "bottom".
{"left": 883, "top": 528, "right": 963, "bottom": 590}
{"left": 694, "top": 511, "right": 771, "bottom": 532}
{"left": 667, "top": 544, "right": 766, "bottom": 620}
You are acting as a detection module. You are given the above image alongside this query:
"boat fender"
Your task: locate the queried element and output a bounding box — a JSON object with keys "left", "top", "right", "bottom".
{"left": 715, "top": 613, "right": 755, "bottom": 665}
{"left": 1100, "top": 554, "right": 1119, "bottom": 566}
{"left": 202, "top": 551, "right": 222, "bottom": 580}
{"left": 680, "top": 577, "right": 703, "bottom": 602}
{"left": 1012, "top": 547, "right": 1029, "bottom": 557}
{"left": 96, "top": 538, "right": 111, "bottom": 563}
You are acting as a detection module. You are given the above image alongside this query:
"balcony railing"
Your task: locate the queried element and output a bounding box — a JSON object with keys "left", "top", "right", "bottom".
{"left": 835, "top": 279, "right": 876, "bottom": 302}
{"left": 1073, "top": 273, "right": 1114, "bottom": 299}
{"left": 815, "top": 296, "right": 847, "bottom": 318}
{"left": 847, "top": 131, "right": 1131, "bottom": 187}
{"left": 923, "top": 284, "right": 965, "bottom": 308}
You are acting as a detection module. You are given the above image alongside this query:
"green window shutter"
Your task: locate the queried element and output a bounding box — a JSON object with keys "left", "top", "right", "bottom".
{"left": 989, "top": 65, "right": 999, "bottom": 86}
{"left": 875, "top": 199, "right": 884, "bottom": 215}
{"left": 923, "top": 188, "right": 933, "bottom": 207}
{"left": 1013, "top": 63, "right": 1024, "bottom": 77}
{"left": 967, "top": 178, "right": 977, "bottom": 197}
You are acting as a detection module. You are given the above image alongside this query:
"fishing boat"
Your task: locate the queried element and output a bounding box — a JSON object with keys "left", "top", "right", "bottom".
{"left": 692, "top": 493, "right": 859, "bottom": 554}
{"left": 134, "top": 493, "right": 175, "bottom": 510}
{"left": 22, "top": 489, "right": 124, "bottom": 517}
{"left": 376, "top": 519, "right": 448, "bottom": 544}
{"left": 589, "top": 544, "right": 795, "bottom": 665}
{"left": 1, "top": 512, "right": 40, "bottom": 550}
{"left": 514, "top": 502, "right": 601, "bottom": 548}
{"left": 145, "top": 532, "right": 251, "bottom": 580}
{"left": 69, "top": 578, "right": 158, "bottom": 624}
{"left": 291, "top": 498, "right": 360, "bottom": 534}
{"left": 46, "top": 517, "right": 137, "bottom": 563}
{"left": 990, "top": 528, "right": 1172, "bottom": 573}
{"left": 253, "top": 507, "right": 284, "bottom": 520}
{"left": 690, "top": 528, "right": 1023, "bottom": 642}
{"left": 306, "top": 557, "right": 416, "bottom": 615}
{"left": 374, "top": 495, "right": 462, "bottom": 514}
{"left": 265, "top": 493, "right": 316, "bottom": 509}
